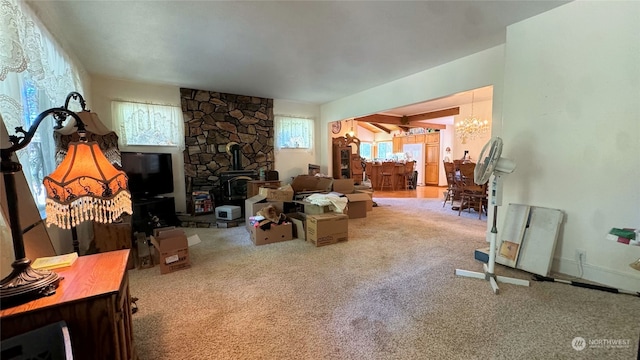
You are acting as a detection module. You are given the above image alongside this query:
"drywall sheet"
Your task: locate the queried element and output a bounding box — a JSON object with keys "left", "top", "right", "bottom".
{"left": 496, "top": 204, "right": 530, "bottom": 268}
{"left": 516, "top": 206, "right": 563, "bottom": 276}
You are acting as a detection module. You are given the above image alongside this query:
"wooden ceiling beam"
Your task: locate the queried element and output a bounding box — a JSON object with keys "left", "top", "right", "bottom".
{"left": 354, "top": 114, "right": 399, "bottom": 123}
{"left": 370, "top": 123, "right": 391, "bottom": 133}
{"left": 355, "top": 107, "right": 457, "bottom": 131}
{"left": 406, "top": 107, "right": 459, "bottom": 122}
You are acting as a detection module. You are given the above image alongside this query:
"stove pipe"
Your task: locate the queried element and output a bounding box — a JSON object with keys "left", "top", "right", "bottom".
{"left": 230, "top": 143, "right": 242, "bottom": 170}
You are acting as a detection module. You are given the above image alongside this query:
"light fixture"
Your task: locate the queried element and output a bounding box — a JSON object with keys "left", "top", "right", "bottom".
{"left": 0, "top": 92, "right": 132, "bottom": 307}
{"left": 455, "top": 91, "right": 489, "bottom": 144}
{"left": 347, "top": 119, "right": 355, "bottom": 137}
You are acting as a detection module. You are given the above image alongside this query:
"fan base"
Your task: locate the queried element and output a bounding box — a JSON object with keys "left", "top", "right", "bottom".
{"left": 455, "top": 266, "right": 530, "bottom": 294}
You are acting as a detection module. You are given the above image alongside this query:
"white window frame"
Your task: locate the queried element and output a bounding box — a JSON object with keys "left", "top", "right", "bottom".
{"left": 360, "top": 142, "right": 373, "bottom": 160}
{"left": 377, "top": 141, "right": 393, "bottom": 160}
{"left": 275, "top": 115, "right": 314, "bottom": 152}
{"left": 111, "top": 101, "right": 184, "bottom": 148}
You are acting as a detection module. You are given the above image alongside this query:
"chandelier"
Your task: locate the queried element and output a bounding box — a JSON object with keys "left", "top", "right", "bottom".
{"left": 455, "top": 91, "right": 489, "bottom": 144}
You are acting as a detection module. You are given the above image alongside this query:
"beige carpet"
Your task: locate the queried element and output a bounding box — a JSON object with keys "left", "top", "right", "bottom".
{"left": 129, "top": 198, "right": 640, "bottom": 360}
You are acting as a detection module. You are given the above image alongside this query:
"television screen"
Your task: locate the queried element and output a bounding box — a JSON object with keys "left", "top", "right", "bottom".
{"left": 121, "top": 152, "right": 174, "bottom": 198}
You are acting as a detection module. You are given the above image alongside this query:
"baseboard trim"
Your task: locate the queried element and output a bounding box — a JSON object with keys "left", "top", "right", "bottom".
{"left": 552, "top": 257, "right": 640, "bottom": 293}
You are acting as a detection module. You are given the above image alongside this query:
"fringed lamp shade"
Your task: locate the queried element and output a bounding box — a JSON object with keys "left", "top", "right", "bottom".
{"left": 43, "top": 141, "right": 132, "bottom": 229}
{"left": 54, "top": 111, "right": 122, "bottom": 167}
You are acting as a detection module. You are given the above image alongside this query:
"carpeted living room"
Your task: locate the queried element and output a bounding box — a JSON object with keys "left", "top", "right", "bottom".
{"left": 129, "top": 197, "right": 639, "bottom": 359}
{"left": 1, "top": 1, "right": 639, "bottom": 360}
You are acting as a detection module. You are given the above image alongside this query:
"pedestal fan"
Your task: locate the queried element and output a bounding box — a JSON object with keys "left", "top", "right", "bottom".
{"left": 454, "top": 137, "right": 530, "bottom": 294}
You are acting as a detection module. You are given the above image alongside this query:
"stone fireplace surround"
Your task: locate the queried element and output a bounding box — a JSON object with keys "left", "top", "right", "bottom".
{"left": 181, "top": 88, "right": 274, "bottom": 211}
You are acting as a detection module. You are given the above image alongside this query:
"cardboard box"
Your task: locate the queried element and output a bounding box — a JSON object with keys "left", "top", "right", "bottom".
{"left": 344, "top": 193, "right": 370, "bottom": 219}
{"left": 287, "top": 212, "right": 307, "bottom": 240}
{"left": 250, "top": 222, "right": 293, "bottom": 245}
{"left": 259, "top": 184, "right": 294, "bottom": 202}
{"left": 332, "top": 178, "right": 355, "bottom": 194}
{"left": 356, "top": 190, "right": 374, "bottom": 211}
{"left": 306, "top": 213, "right": 348, "bottom": 247}
{"left": 245, "top": 195, "right": 284, "bottom": 231}
{"left": 291, "top": 175, "right": 333, "bottom": 198}
{"left": 333, "top": 180, "right": 374, "bottom": 212}
{"left": 150, "top": 228, "right": 190, "bottom": 274}
{"left": 293, "top": 200, "right": 334, "bottom": 215}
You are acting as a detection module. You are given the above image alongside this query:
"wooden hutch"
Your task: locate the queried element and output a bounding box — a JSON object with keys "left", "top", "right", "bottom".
{"left": 332, "top": 134, "right": 364, "bottom": 183}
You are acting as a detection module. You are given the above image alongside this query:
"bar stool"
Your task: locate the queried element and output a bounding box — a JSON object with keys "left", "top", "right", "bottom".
{"left": 379, "top": 162, "right": 395, "bottom": 191}
{"left": 397, "top": 161, "right": 415, "bottom": 190}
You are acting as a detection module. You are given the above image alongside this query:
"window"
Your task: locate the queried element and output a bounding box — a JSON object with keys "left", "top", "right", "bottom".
{"left": 360, "top": 142, "right": 373, "bottom": 160}
{"left": 0, "top": 0, "right": 85, "bottom": 217}
{"left": 111, "top": 101, "right": 184, "bottom": 147}
{"left": 275, "top": 115, "right": 313, "bottom": 150}
{"left": 377, "top": 141, "right": 393, "bottom": 160}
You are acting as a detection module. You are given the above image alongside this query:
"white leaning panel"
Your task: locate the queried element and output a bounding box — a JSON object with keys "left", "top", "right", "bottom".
{"left": 516, "top": 206, "right": 564, "bottom": 276}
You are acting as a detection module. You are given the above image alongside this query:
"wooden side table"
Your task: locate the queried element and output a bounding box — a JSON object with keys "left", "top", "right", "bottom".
{"left": 247, "top": 180, "right": 281, "bottom": 198}
{"left": 0, "top": 250, "right": 137, "bottom": 360}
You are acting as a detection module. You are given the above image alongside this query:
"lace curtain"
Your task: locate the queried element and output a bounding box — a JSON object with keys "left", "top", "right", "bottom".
{"left": 275, "top": 115, "right": 314, "bottom": 153}
{"left": 0, "top": 0, "right": 86, "bottom": 215}
{"left": 111, "top": 101, "right": 184, "bottom": 148}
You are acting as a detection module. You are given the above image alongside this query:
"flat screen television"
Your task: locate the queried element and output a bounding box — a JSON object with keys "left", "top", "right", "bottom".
{"left": 120, "top": 152, "right": 174, "bottom": 199}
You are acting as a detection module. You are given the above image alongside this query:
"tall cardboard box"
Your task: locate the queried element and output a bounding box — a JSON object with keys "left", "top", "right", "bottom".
{"left": 306, "top": 213, "right": 348, "bottom": 247}
{"left": 150, "top": 228, "right": 190, "bottom": 274}
{"left": 250, "top": 222, "right": 293, "bottom": 245}
{"left": 344, "top": 193, "right": 370, "bottom": 219}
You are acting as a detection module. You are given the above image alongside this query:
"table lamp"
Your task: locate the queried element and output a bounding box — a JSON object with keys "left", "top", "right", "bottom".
{"left": 0, "top": 92, "right": 132, "bottom": 307}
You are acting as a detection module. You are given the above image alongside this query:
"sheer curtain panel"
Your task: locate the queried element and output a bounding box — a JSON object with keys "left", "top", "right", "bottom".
{"left": 275, "top": 115, "right": 313, "bottom": 152}
{"left": 0, "top": 0, "right": 86, "bottom": 215}
{"left": 111, "top": 101, "right": 184, "bottom": 148}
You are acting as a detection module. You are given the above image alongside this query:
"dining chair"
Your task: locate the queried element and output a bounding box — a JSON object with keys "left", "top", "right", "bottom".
{"left": 457, "top": 162, "right": 487, "bottom": 219}
{"left": 443, "top": 161, "right": 457, "bottom": 207}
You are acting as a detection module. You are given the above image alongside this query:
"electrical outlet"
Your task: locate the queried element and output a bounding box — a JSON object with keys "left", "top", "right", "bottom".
{"left": 575, "top": 249, "right": 586, "bottom": 263}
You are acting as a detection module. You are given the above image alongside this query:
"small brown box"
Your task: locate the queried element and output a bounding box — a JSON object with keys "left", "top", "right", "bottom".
{"left": 150, "top": 228, "right": 190, "bottom": 274}
{"left": 250, "top": 222, "right": 294, "bottom": 246}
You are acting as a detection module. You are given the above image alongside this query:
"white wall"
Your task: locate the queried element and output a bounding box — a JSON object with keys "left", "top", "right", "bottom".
{"left": 273, "top": 100, "right": 321, "bottom": 183}
{"left": 501, "top": 1, "right": 640, "bottom": 291}
{"left": 319, "top": 2, "right": 640, "bottom": 290}
{"left": 320, "top": 45, "right": 506, "bottom": 184}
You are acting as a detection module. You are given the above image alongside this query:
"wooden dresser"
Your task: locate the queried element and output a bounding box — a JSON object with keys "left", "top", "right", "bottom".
{"left": 0, "top": 250, "right": 136, "bottom": 360}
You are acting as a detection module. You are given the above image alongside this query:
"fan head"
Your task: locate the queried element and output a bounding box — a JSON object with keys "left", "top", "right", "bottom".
{"left": 474, "top": 137, "right": 516, "bottom": 184}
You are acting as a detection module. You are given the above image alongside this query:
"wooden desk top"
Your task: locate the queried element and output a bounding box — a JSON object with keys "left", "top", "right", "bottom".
{"left": 0, "top": 249, "right": 130, "bottom": 317}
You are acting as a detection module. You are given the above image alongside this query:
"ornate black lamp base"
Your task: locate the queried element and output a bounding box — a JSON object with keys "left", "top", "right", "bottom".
{"left": 0, "top": 258, "right": 62, "bottom": 309}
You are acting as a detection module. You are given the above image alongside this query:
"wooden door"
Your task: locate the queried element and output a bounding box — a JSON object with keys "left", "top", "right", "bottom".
{"left": 424, "top": 143, "right": 440, "bottom": 185}
{"left": 424, "top": 132, "right": 440, "bottom": 185}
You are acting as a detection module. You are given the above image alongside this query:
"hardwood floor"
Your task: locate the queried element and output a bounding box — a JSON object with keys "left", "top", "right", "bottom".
{"left": 373, "top": 185, "right": 487, "bottom": 220}
{"left": 373, "top": 185, "right": 447, "bottom": 199}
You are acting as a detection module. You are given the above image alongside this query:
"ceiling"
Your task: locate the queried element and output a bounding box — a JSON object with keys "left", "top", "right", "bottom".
{"left": 27, "top": 0, "right": 569, "bottom": 111}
